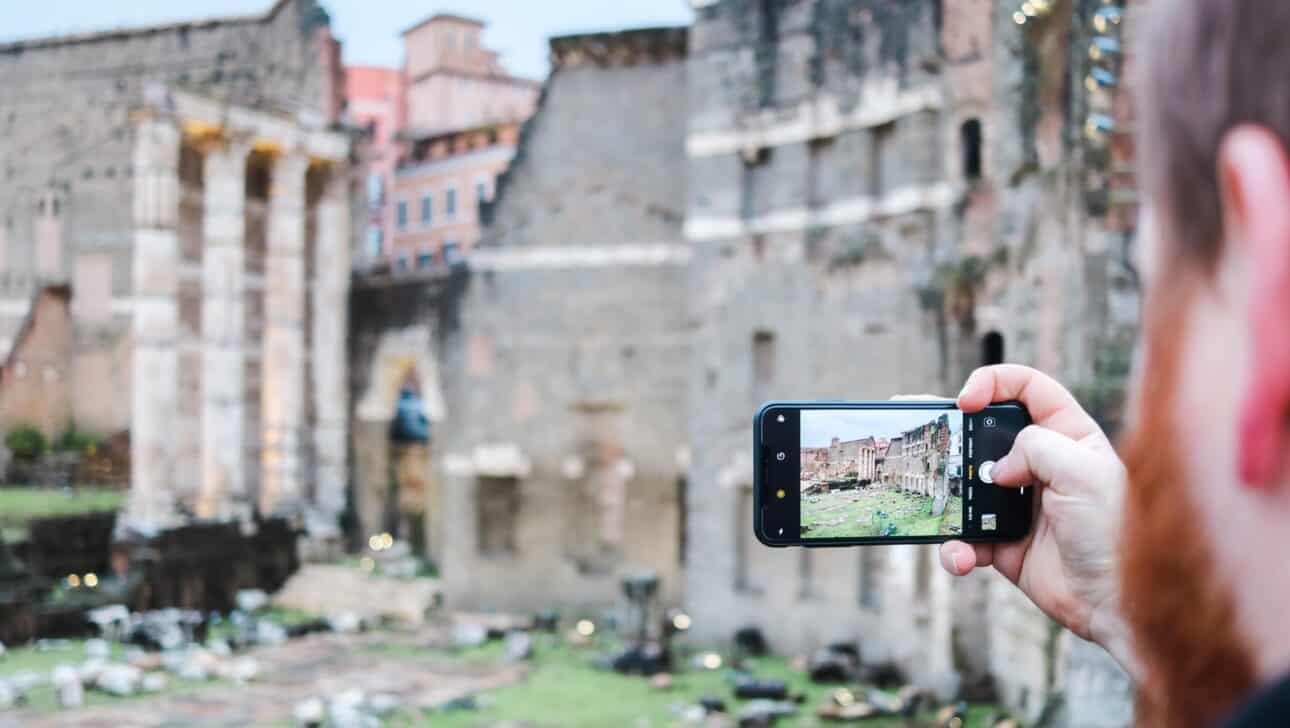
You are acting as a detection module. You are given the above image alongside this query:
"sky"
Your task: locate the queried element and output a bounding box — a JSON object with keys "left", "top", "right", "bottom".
{"left": 0, "top": 0, "right": 694, "bottom": 80}
{"left": 800, "top": 409, "right": 963, "bottom": 449}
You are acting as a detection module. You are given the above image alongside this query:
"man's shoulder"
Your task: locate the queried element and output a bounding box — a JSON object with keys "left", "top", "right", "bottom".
{"left": 1222, "top": 673, "right": 1290, "bottom": 727}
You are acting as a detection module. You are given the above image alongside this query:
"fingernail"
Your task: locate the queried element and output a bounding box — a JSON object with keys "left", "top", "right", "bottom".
{"left": 953, "top": 550, "right": 971, "bottom": 575}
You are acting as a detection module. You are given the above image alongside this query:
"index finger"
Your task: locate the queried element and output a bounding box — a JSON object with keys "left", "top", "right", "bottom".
{"left": 956, "top": 364, "right": 1103, "bottom": 442}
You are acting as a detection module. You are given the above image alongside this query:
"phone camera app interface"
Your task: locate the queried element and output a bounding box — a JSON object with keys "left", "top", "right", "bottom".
{"left": 799, "top": 410, "right": 964, "bottom": 539}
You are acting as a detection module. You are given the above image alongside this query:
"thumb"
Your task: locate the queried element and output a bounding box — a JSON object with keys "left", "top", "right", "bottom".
{"left": 991, "top": 424, "right": 1086, "bottom": 493}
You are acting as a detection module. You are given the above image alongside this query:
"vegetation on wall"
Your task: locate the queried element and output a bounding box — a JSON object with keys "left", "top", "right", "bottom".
{"left": 5, "top": 424, "right": 47, "bottom": 462}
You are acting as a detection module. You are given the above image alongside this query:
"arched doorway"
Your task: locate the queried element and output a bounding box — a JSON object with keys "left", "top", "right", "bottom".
{"left": 353, "top": 325, "right": 444, "bottom": 562}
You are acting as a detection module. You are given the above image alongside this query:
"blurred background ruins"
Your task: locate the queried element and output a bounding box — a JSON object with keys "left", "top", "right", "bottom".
{"left": 0, "top": 1, "right": 1140, "bottom": 726}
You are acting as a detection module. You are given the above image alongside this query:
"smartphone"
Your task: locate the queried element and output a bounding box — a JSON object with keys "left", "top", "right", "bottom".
{"left": 754, "top": 401, "right": 1033, "bottom": 546}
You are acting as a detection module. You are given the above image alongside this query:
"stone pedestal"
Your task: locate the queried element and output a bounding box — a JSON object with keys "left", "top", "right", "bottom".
{"left": 261, "top": 151, "right": 309, "bottom": 518}
{"left": 199, "top": 141, "right": 249, "bottom": 520}
{"left": 125, "top": 118, "right": 182, "bottom": 534}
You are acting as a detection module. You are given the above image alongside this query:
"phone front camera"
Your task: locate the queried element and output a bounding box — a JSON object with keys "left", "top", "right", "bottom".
{"left": 983, "top": 416, "right": 997, "bottom": 428}
{"left": 776, "top": 414, "right": 786, "bottom": 423}
{"left": 776, "top": 452, "right": 786, "bottom": 461}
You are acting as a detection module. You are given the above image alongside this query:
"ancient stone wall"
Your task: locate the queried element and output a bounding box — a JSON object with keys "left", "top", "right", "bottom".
{"left": 684, "top": 0, "right": 962, "bottom": 695}
{"left": 0, "top": 0, "right": 337, "bottom": 439}
{"left": 430, "top": 30, "right": 692, "bottom": 612}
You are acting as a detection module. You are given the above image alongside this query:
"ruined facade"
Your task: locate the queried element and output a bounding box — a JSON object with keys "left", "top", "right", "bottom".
{"left": 432, "top": 28, "right": 692, "bottom": 611}
{"left": 684, "top": 1, "right": 1134, "bottom": 721}
{"left": 350, "top": 1, "right": 1135, "bottom": 723}
{"left": 0, "top": 1, "right": 353, "bottom": 540}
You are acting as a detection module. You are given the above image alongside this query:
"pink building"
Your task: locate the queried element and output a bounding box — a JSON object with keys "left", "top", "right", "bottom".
{"left": 389, "top": 121, "right": 521, "bottom": 269}
{"left": 350, "top": 13, "right": 538, "bottom": 270}
{"left": 346, "top": 66, "right": 404, "bottom": 263}
{"left": 401, "top": 14, "right": 541, "bottom": 136}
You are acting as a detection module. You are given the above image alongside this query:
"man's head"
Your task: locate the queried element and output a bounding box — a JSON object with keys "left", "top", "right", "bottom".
{"left": 1122, "top": 0, "right": 1290, "bottom": 723}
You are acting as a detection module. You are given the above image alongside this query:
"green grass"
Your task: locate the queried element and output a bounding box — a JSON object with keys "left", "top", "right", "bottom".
{"left": 0, "top": 486, "right": 125, "bottom": 541}
{"left": 385, "top": 639, "right": 1007, "bottom": 728}
{"left": 801, "top": 485, "right": 962, "bottom": 539}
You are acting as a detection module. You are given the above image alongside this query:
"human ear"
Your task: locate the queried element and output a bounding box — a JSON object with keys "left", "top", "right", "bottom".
{"left": 1220, "top": 126, "right": 1290, "bottom": 488}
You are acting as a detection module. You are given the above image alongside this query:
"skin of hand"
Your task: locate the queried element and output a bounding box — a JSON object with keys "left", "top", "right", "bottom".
{"left": 934, "top": 365, "right": 1137, "bottom": 676}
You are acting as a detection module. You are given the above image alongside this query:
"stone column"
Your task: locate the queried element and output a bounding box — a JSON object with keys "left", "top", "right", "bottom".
{"left": 198, "top": 140, "right": 250, "bottom": 521}
{"left": 309, "top": 166, "right": 351, "bottom": 536}
{"left": 261, "top": 151, "right": 309, "bottom": 517}
{"left": 125, "top": 117, "right": 181, "bottom": 534}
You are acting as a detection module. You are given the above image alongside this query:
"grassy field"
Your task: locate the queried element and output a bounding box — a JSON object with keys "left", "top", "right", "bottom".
{"left": 801, "top": 484, "right": 962, "bottom": 538}
{"left": 0, "top": 486, "right": 125, "bottom": 541}
{"left": 392, "top": 639, "right": 1008, "bottom": 728}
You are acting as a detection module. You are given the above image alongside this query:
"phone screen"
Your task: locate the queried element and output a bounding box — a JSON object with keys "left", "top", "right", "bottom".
{"left": 756, "top": 402, "right": 1031, "bottom": 545}
{"left": 800, "top": 409, "right": 964, "bottom": 539}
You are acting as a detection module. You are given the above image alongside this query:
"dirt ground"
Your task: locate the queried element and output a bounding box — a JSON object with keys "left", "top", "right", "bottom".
{"left": 6, "top": 627, "right": 527, "bottom": 728}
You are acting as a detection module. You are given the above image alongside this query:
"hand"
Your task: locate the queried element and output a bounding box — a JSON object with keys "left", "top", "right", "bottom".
{"left": 941, "top": 365, "right": 1137, "bottom": 675}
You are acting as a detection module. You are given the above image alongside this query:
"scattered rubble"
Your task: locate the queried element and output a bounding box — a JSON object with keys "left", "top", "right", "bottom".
{"left": 699, "top": 694, "right": 727, "bottom": 714}
{"left": 0, "top": 678, "right": 19, "bottom": 709}
{"left": 293, "top": 696, "right": 326, "bottom": 726}
{"left": 140, "top": 672, "right": 167, "bottom": 693}
{"left": 650, "top": 672, "right": 672, "bottom": 690}
{"left": 85, "top": 638, "right": 111, "bottom": 660}
{"left": 503, "top": 630, "right": 533, "bottom": 662}
{"left": 733, "top": 677, "right": 789, "bottom": 700}
{"left": 453, "top": 622, "right": 488, "bottom": 648}
{"left": 95, "top": 664, "right": 142, "bottom": 696}
{"left": 807, "top": 644, "right": 857, "bottom": 683}
{"left": 52, "top": 665, "right": 84, "bottom": 708}
{"left": 733, "top": 626, "right": 769, "bottom": 656}
{"left": 736, "top": 699, "right": 798, "bottom": 727}
{"left": 236, "top": 589, "right": 271, "bottom": 613}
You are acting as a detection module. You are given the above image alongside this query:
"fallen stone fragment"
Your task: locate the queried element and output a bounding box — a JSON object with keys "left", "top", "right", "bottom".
{"left": 368, "top": 692, "right": 402, "bottom": 716}
{"left": 0, "top": 679, "right": 17, "bottom": 709}
{"left": 733, "top": 626, "right": 769, "bottom": 656}
{"left": 293, "top": 696, "right": 326, "bottom": 726}
{"left": 86, "top": 605, "right": 130, "bottom": 641}
{"left": 141, "top": 672, "right": 167, "bottom": 693}
{"left": 733, "top": 677, "right": 789, "bottom": 700}
{"left": 650, "top": 672, "right": 673, "bottom": 690}
{"left": 454, "top": 622, "right": 489, "bottom": 648}
{"left": 866, "top": 689, "right": 903, "bottom": 715}
{"left": 53, "top": 665, "right": 84, "bottom": 708}
{"left": 935, "top": 701, "right": 968, "bottom": 727}
{"left": 236, "top": 589, "right": 270, "bottom": 613}
{"left": 327, "top": 611, "right": 364, "bottom": 634}
{"left": 807, "top": 646, "right": 857, "bottom": 683}
{"left": 504, "top": 630, "right": 533, "bottom": 662}
{"left": 95, "top": 664, "right": 142, "bottom": 696}
{"left": 219, "top": 655, "right": 260, "bottom": 683}
{"left": 699, "top": 694, "right": 727, "bottom": 714}
{"left": 737, "top": 699, "right": 798, "bottom": 728}
{"left": 816, "top": 701, "right": 876, "bottom": 721}
{"left": 254, "top": 619, "right": 289, "bottom": 647}
{"left": 85, "top": 638, "right": 111, "bottom": 660}
{"left": 78, "top": 659, "right": 107, "bottom": 686}
{"left": 10, "top": 670, "right": 45, "bottom": 693}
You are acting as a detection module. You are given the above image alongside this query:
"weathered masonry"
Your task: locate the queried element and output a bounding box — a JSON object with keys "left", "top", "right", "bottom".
{"left": 0, "top": 0, "right": 352, "bottom": 542}
{"left": 127, "top": 86, "right": 351, "bottom": 538}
